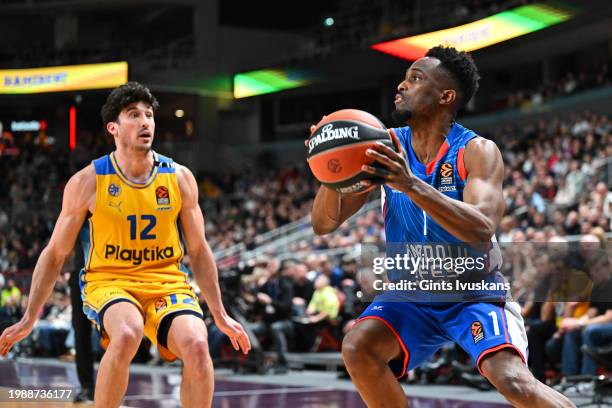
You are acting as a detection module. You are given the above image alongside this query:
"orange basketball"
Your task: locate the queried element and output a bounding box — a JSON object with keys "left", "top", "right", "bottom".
{"left": 306, "top": 109, "right": 393, "bottom": 194}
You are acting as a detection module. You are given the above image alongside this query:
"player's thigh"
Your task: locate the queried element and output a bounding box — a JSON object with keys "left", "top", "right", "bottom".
{"left": 355, "top": 301, "right": 446, "bottom": 366}
{"left": 344, "top": 317, "right": 402, "bottom": 362}
{"left": 143, "top": 291, "right": 204, "bottom": 360}
{"left": 83, "top": 283, "right": 144, "bottom": 341}
{"left": 166, "top": 314, "right": 209, "bottom": 361}
{"left": 346, "top": 309, "right": 446, "bottom": 380}
{"left": 102, "top": 301, "right": 145, "bottom": 342}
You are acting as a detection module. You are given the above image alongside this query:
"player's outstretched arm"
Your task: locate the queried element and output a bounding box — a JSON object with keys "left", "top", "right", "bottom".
{"left": 0, "top": 166, "right": 94, "bottom": 356}
{"left": 176, "top": 165, "right": 250, "bottom": 354}
{"left": 362, "top": 131, "right": 504, "bottom": 243}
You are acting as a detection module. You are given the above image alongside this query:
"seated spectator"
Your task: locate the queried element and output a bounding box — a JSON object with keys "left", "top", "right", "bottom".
{"left": 318, "top": 255, "right": 344, "bottom": 288}
{"left": 498, "top": 216, "right": 515, "bottom": 243}
{"left": 0, "top": 295, "right": 22, "bottom": 327}
{"left": 563, "top": 248, "right": 612, "bottom": 375}
{"left": 337, "top": 256, "right": 360, "bottom": 318}
{"left": 1, "top": 278, "right": 21, "bottom": 307}
{"left": 247, "top": 258, "right": 295, "bottom": 372}
{"left": 519, "top": 252, "right": 557, "bottom": 381}
{"left": 305, "top": 274, "right": 340, "bottom": 324}
{"left": 293, "top": 274, "right": 341, "bottom": 351}
{"left": 546, "top": 236, "right": 612, "bottom": 377}
{"left": 33, "top": 292, "right": 72, "bottom": 356}
{"left": 291, "top": 262, "right": 314, "bottom": 317}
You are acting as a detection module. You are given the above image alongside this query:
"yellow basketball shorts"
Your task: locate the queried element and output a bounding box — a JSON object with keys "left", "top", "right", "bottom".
{"left": 79, "top": 270, "right": 203, "bottom": 362}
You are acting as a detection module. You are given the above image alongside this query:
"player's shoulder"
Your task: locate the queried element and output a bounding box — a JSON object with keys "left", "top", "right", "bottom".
{"left": 63, "top": 164, "right": 96, "bottom": 209}
{"left": 172, "top": 161, "right": 193, "bottom": 179}
{"left": 173, "top": 162, "right": 198, "bottom": 198}
{"left": 155, "top": 152, "right": 177, "bottom": 168}
{"left": 465, "top": 135, "right": 500, "bottom": 155}
{"left": 463, "top": 136, "right": 503, "bottom": 174}
{"left": 69, "top": 163, "right": 96, "bottom": 187}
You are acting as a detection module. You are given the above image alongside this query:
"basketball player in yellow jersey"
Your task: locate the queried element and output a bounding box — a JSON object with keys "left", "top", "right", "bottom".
{"left": 0, "top": 82, "right": 251, "bottom": 408}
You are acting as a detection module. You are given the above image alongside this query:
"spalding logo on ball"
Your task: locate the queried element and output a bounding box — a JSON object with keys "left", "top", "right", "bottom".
{"left": 306, "top": 109, "right": 395, "bottom": 194}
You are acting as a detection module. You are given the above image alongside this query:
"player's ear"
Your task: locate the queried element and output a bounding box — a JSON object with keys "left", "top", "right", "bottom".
{"left": 440, "top": 89, "right": 456, "bottom": 107}
{"left": 106, "top": 121, "right": 118, "bottom": 137}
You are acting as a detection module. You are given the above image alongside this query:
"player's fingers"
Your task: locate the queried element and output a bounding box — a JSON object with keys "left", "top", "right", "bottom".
{"left": 361, "top": 165, "right": 391, "bottom": 179}
{"left": 241, "top": 328, "right": 251, "bottom": 350}
{"left": 372, "top": 142, "right": 403, "bottom": 163}
{"left": 0, "top": 332, "right": 11, "bottom": 352}
{"left": 388, "top": 129, "right": 404, "bottom": 154}
{"left": 238, "top": 333, "right": 250, "bottom": 354}
{"left": 0, "top": 341, "right": 11, "bottom": 356}
{"left": 229, "top": 335, "right": 239, "bottom": 351}
{"left": 310, "top": 125, "right": 316, "bottom": 134}
{"left": 245, "top": 334, "right": 251, "bottom": 352}
{"left": 366, "top": 149, "right": 401, "bottom": 169}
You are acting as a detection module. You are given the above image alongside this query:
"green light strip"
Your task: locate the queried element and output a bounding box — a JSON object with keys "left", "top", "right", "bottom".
{"left": 234, "top": 69, "right": 311, "bottom": 98}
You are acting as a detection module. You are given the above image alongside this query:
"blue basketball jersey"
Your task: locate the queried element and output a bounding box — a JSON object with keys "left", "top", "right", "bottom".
{"left": 357, "top": 123, "right": 526, "bottom": 379}
{"left": 381, "top": 122, "right": 505, "bottom": 302}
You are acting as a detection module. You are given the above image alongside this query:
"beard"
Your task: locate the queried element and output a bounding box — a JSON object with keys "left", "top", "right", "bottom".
{"left": 391, "top": 108, "right": 412, "bottom": 126}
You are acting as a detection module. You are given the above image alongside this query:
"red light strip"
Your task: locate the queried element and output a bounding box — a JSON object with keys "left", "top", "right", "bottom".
{"left": 69, "top": 106, "right": 76, "bottom": 150}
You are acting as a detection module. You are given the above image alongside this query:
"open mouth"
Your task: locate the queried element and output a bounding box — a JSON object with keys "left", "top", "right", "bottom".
{"left": 394, "top": 94, "right": 403, "bottom": 103}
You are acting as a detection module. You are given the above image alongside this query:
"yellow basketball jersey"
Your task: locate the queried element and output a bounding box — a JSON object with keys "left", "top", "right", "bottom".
{"left": 79, "top": 151, "right": 186, "bottom": 283}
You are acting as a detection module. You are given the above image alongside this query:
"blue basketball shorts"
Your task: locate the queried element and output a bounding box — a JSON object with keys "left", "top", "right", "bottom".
{"left": 356, "top": 299, "right": 528, "bottom": 378}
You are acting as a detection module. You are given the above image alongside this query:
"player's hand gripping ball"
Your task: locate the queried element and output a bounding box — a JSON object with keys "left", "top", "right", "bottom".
{"left": 306, "top": 109, "right": 395, "bottom": 194}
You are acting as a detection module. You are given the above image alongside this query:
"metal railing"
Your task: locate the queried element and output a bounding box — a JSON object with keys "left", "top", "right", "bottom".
{"left": 214, "top": 198, "right": 381, "bottom": 267}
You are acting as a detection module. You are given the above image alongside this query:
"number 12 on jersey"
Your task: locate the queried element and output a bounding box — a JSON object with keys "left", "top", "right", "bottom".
{"left": 127, "top": 214, "right": 157, "bottom": 240}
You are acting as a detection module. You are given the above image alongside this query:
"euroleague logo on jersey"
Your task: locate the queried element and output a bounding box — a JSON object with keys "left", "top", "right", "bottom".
{"left": 155, "top": 186, "right": 170, "bottom": 205}
{"left": 438, "top": 162, "right": 456, "bottom": 192}
{"left": 155, "top": 298, "right": 167, "bottom": 312}
{"left": 440, "top": 163, "right": 453, "bottom": 182}
{"left": 471, "top": 321, "right": 485, "bottom": 344}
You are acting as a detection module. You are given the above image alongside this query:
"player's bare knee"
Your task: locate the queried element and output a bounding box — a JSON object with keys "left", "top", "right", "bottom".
{"left": 342, "top": 331, "right": 376, "bottom": 370}
{"left": 341, "top": 333, "right": 359, "bottom": 367}
{"left": 108, "top": 324, "right": 143, "bottom": 359}
{"left": 181, "top": 338, "right": 212, "bottom": 370}
{"left": 492, "top": 370, "right": 537, "bottom": 403}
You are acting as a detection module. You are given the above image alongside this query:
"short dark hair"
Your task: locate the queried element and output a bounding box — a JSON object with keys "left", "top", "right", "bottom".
{"left": 425, "top": 45, "right": 480, "bottom": 109}
{"left": 101, "top": 81, "right": 159, "bottom": 135}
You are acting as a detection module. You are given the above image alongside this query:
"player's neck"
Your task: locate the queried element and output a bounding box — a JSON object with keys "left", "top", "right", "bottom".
{"left": 113, "top": 148, "right": 154, "bottom": 182}
{"left": 410, "top": 120, "right": 452, "bottom": 164}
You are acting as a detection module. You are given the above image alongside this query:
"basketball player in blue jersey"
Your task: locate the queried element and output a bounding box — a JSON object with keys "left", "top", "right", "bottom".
{"left": 0, "top": 82, "right": 250, "bottom": 408}
{"left": 311, "top": 46, "right": 574, "bottom": 407}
